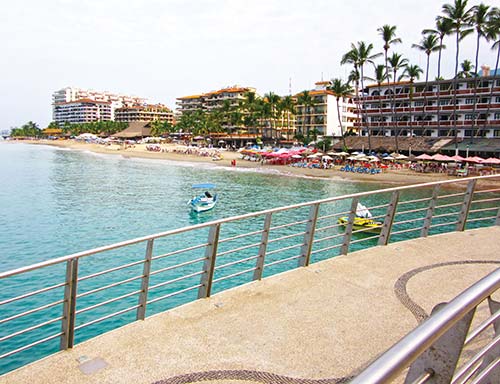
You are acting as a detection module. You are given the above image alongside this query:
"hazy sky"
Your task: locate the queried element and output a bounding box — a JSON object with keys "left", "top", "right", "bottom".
{"left": 1, "top": 0, "right": 498, "bottom": 129}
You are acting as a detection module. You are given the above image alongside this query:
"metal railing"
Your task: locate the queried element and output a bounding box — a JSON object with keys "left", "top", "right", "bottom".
{"left": 0, "top": 175, "right": 499, "bottom": 374}
{"left": 351, "top": 268, "right": 500, "bottom": 384}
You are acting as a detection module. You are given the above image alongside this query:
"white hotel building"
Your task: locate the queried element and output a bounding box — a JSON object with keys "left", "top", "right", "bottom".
{"left": 52, "top": 87, "right": 147, "bottom": 124}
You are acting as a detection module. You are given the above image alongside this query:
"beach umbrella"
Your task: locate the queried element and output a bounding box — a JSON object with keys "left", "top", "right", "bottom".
{"left": 415, "top": 154, "right": 433, "bottom": 160}
{"left": 291, "top": 154, "right": 303, "bottom": 159}
{"left": 464, "top": 156, "right": 484, "bottom": 163}
{"left": 327, "top": 152, "right": 337, "bottom": 156}
{"left": 368, "top": 156, "right": 380, "bottom": 162}
{"left": 351, "top": 151, "right": 360, "bottom": 155}
{"left": 383, "top": 156, "right": 395, "bottom": 160}
{"left": 395, "top": 154, "right": 408, "bottom": 160}
{"left": 322, "top": 155, "right": 333, "bottom": 160}
{"left": 334, "top": 151, "right": 350, "bottom": 156}
{"left": 307, "top": 154, "right": 319, "bottom": 159}
{"left": 450, "top": 155, "right": 465, "bottom": 162}
{"left": 431, "top": 154, "right": 453, "bottom": 162}
{"left": 481, "top": 157, "right": 500, "bottom": 164}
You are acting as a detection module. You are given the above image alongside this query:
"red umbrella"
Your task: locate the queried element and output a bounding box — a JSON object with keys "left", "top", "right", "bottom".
{"left": 450, "top": 155, "right": 465, "bottom": 161}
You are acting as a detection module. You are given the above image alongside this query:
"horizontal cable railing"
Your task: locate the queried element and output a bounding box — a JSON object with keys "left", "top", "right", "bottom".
{"left": 0, "top": 174, "right": 499, "bottom": 375}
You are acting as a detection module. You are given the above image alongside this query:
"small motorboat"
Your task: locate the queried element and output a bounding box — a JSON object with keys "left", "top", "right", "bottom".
{"left": 338, "top": 202, "right": 382, "bottom": 233}
{"left": 189, "top": 183, "right": 217, "bottom": 213}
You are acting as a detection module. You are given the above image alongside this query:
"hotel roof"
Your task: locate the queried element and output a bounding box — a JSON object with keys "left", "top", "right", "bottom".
{"left": 54, "top": 98, "right": 112, "bottom": 105}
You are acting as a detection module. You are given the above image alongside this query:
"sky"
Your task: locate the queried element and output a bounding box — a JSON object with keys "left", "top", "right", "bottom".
{"left": 1, "top": 0, "right": 498, "bottom": 130}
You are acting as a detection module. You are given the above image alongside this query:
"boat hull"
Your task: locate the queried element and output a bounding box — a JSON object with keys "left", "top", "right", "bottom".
{"left": 190, "top": 194, "right": 217, "bottom": 213}
{"left": 338, "top": 217, "right": 382, "bottom": 234}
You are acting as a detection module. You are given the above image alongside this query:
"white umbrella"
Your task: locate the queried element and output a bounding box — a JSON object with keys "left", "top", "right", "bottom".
{"left": 384, "top": 156, "right": 395, "bottom": 160}
{"left": 307, "top": 154, "right": 319, "bottom": 159}
{"left": 369, "top": 157, "right": 380, "bottom": 162}
{"left": 334, "top": 151, "right": 350, "bottom": 156}
{"left": 322, "top": 155, "right": 333, "bottom": 160}
{"left": 395, "top": 154, "right": 408, "bottom": 160}
{"left": 291, "top": 154, "right": 303, "bottom": 159}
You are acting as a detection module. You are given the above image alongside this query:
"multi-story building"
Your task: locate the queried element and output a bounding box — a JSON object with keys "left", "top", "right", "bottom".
{"left": 360, "top": 72, "right": 500, "bottom": 139}
{"left": 52, "top": 87, "right": 147, "bottom": 124}
{"left": 295, "top": 81, "right": 359, "bottom": 139}
{"left": 53, "top": 99, "right": 112, "bottom": 124}
{"left": 114, "top": 104, "right": 174, "bottom": 124}
{"left": 176, "top": 86, "right": 256, "bottom": 114}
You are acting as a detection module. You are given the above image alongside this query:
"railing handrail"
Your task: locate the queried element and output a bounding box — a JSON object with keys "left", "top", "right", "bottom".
{"left": 350, "top": 267, "right": 500, "bottom": 384}
{"left": 1, "top": 174, "right": 498, "bottom": 279}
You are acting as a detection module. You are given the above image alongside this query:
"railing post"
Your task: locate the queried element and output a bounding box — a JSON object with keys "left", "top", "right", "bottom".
{"left": 198, "top": 223, "right": 220, "bottom": 299}
{"left": 299, "top": 203, "right": 320, "bottom": 267}
{"left": 421, "top": 185, "right": 440, "bottom": 238}
{"left": 495, "top": 206, "right": 500, "bottom": 226}
{"left": 60, "top": 258, "right": 78, "bottom": 350}
{"left": 405, "top": 303, "right": 475, "bottom": 384}
{"left": 340, "top": 198, "right": 359, "bottom": 255}
{"left": 136, "top": 239, "right": 154, "bottom": 321}
{"left": 253, "top": 213, "right": 272, "bottom": 281}
{"left": 378, "top": 191, "right": 400, "bottom": 246}
{"left": 456, "top": 179, "right": 477, "bottom": 232}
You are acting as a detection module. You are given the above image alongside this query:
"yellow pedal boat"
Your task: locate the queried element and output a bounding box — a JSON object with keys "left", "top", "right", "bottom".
{"left": 338, "top": 216, "right": 383, "bottom": 234}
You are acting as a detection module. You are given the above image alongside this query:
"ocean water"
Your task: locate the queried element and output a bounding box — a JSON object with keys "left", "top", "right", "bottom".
{"left": 0, "top": 143, "right": 496, "bottom": 374}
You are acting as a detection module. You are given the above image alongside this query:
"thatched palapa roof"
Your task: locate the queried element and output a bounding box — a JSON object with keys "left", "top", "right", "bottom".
{"left": 113, "top": 122, "right": 152, "bottom": 138}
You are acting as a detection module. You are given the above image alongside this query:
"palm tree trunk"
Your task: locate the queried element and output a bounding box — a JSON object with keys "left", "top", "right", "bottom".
{"left": 421, "top": 54, "right": 430, "bottom": 135}
{"left": 436, "top": 38, "right": 444, "bottom": 134}
{"left": 337, "top": 97, "right": 346, "bottom": 149}
{"left": 452, "top": 30, "right": 460, "bottom": 154}
{"left": 392, "top": 69, "right": 399, "bottom": 152}
{"left": 360, "top": 64, "right": 371, "bottom": 152}
{"left": 481, "top": 44, "right": 500, "bottom": 136}
{"left": 470, "top": 33, "right": 481, "bottom": 144}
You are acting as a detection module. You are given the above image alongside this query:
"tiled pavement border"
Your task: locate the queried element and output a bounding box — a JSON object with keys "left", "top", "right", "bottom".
{"left": 153, "top": 260, "right": 500, "bottom": 384}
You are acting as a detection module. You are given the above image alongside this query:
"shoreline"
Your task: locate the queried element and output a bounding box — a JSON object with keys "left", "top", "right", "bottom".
{"left": 8, "top": 139, "right": 499, "bottom": 188}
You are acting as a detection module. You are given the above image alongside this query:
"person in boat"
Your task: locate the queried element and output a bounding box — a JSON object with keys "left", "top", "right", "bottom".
{"left": 204, "top": 191, "right": 212, "bottom": 198}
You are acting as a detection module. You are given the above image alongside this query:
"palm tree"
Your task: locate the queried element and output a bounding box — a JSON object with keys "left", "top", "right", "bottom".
{"left": 297, "top": 90, "right": 314, "bottom": 139}
{"left": 388, "top": 52, "right": 408, "bottom": 152}
{"left": 458, "top": 59, "right": 475, "bottom": 78}
{"left": 423, "top": 18, "right": 454, "bottom": 132}
{"left": 481, "top": 7, "right": 500, "bottom": 136}
{"left": 365, "top": 64, "right": 390, "bottom": 136}
{"left": 347, "top": 68, "right": 361, "bottom": 137}
{"left": 469, "top": 3, "right": 491, "bottom": 143}
{"left": 441, "top": 0, "right": 473, "bottom": 152}
{"left": 264, "top": 92, "right": 281, "bottom": 140}
{"left": 412, "top": 34, "right": 441, "bottom": 132}
{"left": 403, "top": 64, "right": 424, "bottom": 136}
{"left": 342, "top": 42, "right": 381, "bottom": 152}
{"left": 280, "top": 95, "right": 296, "bottom": 141}
{"left": 328, "top": 78, "right": 354, "bottom": 150}
{"left": 378, "top": 25, "right": 402, "bottom": 89}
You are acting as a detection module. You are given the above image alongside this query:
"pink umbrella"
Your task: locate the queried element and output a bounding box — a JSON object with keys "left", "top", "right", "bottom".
{"left": 464, "top": 156, "right": 484, "bottom": 163}
{"left": 450, "top": 155, "right": 465, "bottom": 161}
{"left": 415, "top": 154, "right": 433, "bottom": 160}
{"left": 481, "top": 157, "right": 500, "bottom": 164}
{"left": 431, "top": 154, "right": 453, "bottom": 161}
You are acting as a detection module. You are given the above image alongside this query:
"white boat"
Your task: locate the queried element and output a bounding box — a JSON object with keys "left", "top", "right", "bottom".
{"left": 189, "top": 183, "right": 217, "bottom": 213}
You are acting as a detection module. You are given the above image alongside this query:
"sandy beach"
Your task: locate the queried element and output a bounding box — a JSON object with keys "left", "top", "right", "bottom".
{"left": 11, "top": 139, "right": 499, "bottom": 188}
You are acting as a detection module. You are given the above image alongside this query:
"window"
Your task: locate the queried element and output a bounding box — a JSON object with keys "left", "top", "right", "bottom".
{"left": 494, "top": 130, "right": 500, "bottom": 137}
{"left": 495, "top": 113, "right": 500, "bottom": 120}
{"left": 439, "top": 99, "right": 450, "bottom": 105}
{"left": 496, "top": 97, "right": 500, "bottom": 103}
{"left": 465, "top": 114, "right": 476, "bottom": 120}
{"left": 465, "top": 98, "right": 475, "bottom": 104}
{"left": 414, "top": 101, "right": 424, "bottom": 106}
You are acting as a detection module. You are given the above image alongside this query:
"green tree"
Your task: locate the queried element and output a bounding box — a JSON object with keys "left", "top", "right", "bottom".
{"left": 388, "top": 52, "right": 408, "bottom": 151}
{"left": 402, "top": 64, "right": 423, "bottom": 136}
{"left": 458, "top": 59, "right": 475, "bottom": 78}
{"left": 481, "top": 7, "right": 500, "bottom": 136}
{"left": 280, "top": 95, "right": 296, "bottom": 141}
{"left": 412, "top": 34, "right": 441, "bottom": 132}
{"left": 328, "top": 78, "right": 354, "bottom": 150}
{"left": 469, "top": 3, "right": 492, "bottom": 142}
{"left": 378, "top": 25, "right": 402, "bottom": 89}
{"left": 441, "top": 0, "right": 473, "bottom": 151}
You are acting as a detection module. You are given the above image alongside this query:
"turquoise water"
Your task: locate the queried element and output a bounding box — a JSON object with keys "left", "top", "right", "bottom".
{"left": 0, "top": 143, "right": 497, "bottom": 374}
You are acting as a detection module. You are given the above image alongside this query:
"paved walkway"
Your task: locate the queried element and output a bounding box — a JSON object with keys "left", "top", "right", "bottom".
{"left": 1, "top": 227, "right": 499, "bottom": 384}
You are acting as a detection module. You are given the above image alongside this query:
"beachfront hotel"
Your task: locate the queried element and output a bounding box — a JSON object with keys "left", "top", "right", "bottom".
{"left": 360, "top": 67, "right": 500, "bottom": 141}
{"left": 114, "top": 104, "right": 174, "bottom": 124}
{"left": 52, "top": 87, "right": 147, "bottom": 124}
{"left": 296, "top": 81, "right": 359, "bottom": 139}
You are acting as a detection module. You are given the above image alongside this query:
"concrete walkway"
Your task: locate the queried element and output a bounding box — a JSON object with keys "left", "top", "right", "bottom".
{"left": 1, "top": 227, "right": 499, "bottom": 384}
